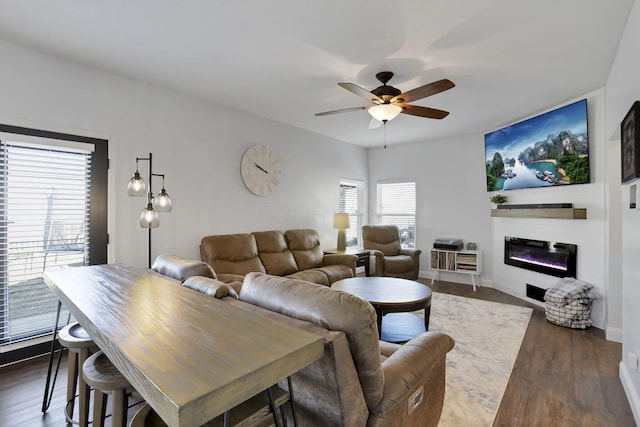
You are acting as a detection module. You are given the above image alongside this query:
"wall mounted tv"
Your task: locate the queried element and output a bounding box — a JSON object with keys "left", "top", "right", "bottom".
{"left": 485, "top": 99, "right": 589, "bottom": 191}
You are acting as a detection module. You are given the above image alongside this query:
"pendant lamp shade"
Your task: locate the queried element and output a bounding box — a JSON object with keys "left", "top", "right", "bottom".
{"left": 139, "top": 202, "right": 159, "bottom": 228}
{"left": 127, "top": 171, "right": 147, "bottom": 196}
{"left": 153, "top": 188, "right": 172, "bottom": 212}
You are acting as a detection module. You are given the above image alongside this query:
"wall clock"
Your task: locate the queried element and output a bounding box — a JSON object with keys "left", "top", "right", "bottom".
{"left": 240, "top": 144, "right": 282, "bottom": 196}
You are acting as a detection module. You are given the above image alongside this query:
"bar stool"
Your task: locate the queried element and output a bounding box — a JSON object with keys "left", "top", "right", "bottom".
{"left": 129, "top": 385, "right": 291, "bottom": 427}
{"left": 83, "top": 350, "right": 133, "bottom": 427}
{"left": 57, "top": 321, "right": 96, "bottom": 426}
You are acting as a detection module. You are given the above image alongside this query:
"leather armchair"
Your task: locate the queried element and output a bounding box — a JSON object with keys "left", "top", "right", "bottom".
{"left": 227, "top": 272, "right": 454, "bottom": 427}
{"left": 362, "top": 225, "right": 422, "bottom": 280}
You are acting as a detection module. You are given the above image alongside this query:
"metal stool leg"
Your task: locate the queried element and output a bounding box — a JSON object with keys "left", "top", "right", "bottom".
{"left": 267, "top": 386, "right": 282, "bottom": 427}
{"left": 41, "top": 301, "right": 62, "bottom": 412}
{"left": 287, "top": 376, "right": 299, "bottom": 427}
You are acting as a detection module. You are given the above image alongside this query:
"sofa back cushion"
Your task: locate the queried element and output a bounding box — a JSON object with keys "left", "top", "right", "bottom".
{"left": 200, "top": 233, "right": 266, "bottom": 276}
{"left": 240, "top": 272, "right": 383, "bottom": 410}
{"left": 285, "top": 229, "right": 324, "bottom": 270}
{"left": 252, "top": 230, "right": 299, "bottom": 276}
{"left": 362, "top": 225, "right": 402, "bottom": 256}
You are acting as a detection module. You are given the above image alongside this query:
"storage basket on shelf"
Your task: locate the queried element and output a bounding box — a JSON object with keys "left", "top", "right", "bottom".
{"left": 543, "top": 278, "right": 597, "bottom": 329}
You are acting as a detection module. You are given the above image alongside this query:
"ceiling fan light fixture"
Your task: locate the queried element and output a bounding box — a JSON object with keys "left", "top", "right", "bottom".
{"left": 368, "top": 104, "right": 402, "bottom": 122}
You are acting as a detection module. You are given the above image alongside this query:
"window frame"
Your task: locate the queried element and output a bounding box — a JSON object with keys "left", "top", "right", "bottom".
{"left": 376, "top": 179, "right": 417, "bottom": 249}
{"left": 338, "top": 179, "right": 364, "bottom": 248}
{"left": 0, "top": 124, "right": 108, "bottom": 365}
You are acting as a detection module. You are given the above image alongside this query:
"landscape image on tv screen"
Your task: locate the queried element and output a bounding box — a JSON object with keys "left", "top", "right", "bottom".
{"left": 485, "top": 99, "right": 589, "bottom": 191}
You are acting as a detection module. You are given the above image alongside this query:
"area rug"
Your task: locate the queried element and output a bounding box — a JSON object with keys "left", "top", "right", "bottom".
{"left": 413, "top": 292, "right": 533, "bottom": 427}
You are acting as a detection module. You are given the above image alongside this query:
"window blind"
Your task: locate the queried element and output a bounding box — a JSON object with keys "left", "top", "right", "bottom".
{"left": 339, "top": 180, "right": 363, "bottom": 247}
{"left": 376, "top": 181, "right": 416, "bottom": 248}
{"left": 0, "top": 140, "right": 91, "bottom": 346}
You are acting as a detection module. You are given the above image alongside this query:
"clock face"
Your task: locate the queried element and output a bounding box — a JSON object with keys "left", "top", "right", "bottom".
{"left": 240, "top": 144, "right": 282, "bottom": 196}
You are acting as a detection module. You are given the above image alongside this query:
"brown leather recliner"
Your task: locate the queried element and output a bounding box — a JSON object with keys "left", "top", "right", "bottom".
{"left": 214, "top": 272, "right": 455, "bottom": 427}
{"left": 362, "top": 225, "right": 422, "bottom": 280}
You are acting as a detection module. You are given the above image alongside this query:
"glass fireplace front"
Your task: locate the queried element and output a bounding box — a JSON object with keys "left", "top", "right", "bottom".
{"left": 504, "top": 236, "right": 577, "bottom": 278}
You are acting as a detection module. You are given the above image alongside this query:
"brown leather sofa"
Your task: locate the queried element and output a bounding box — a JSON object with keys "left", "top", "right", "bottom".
{"left": 200, "top": 229, "right": 356, "bottom": 289}
{"left": 362, "top": 225, "right": 422, "bottom": 280}
{"left": 180, "top": 272, "right": 454, "bottom": 427}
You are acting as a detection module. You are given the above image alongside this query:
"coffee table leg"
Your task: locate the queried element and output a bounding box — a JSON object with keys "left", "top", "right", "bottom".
{"left": 424, "top": 304, "right": 431, "bottom": 331}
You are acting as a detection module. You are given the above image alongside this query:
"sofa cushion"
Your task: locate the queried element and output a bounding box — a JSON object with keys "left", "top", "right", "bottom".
{"left": 200, "top": 233, "right": 266, "bottom": 276}
{"left": 286, "top": 269, "right": 329, "bottom": 286}
{"left": 316, "top": 265, "right": 354, "bottom": 284}
{"left": 285, "top": 229, "right": 324, "bottom": 270}
{"left": 151, "top": 254, "right": 216, "bottom": 281}
{"left": 252, "top": 230, "right": 299, "bottom": 276}
{"left": 240, "top": 272, "right": 384, "bottom": 410}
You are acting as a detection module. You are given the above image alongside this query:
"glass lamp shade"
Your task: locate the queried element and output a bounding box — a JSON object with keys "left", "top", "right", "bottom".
{"left": 368, "top": 104, "right": 402, "bottom": 122}
{"left": 127, "top": 171, "right": 147, "bottom": 196}
{"left": 153, "top": 188, "right": 173, "bottom": 212}
{"left": 139, "top": 202, "right": 159, "bottom": 228}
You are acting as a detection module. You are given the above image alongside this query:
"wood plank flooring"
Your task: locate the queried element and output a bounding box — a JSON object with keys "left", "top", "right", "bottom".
{"left": 426, "top": 280, "right": 636, "bottom": 427}
{"left": 0, "top": 280, "right": 636, "bottom": 426}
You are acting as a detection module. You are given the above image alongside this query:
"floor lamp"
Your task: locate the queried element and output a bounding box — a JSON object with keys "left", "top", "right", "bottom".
{"left": 127, "top": 153, "right": 173, "bottom": 267}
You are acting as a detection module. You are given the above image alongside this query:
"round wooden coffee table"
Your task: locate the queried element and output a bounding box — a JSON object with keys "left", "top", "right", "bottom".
{"left": 332, "top": 277, "right": 432, "bottom": 342}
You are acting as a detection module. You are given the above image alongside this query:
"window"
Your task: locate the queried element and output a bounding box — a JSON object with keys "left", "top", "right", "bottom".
{"left": 338, "top": 179, "right": 363, "bottom": 247}
{"left": 0, "top": 125, "right": 108, "bottom": 364}
{"left": 376, "top": 180, "right": 416, "bottom": 248}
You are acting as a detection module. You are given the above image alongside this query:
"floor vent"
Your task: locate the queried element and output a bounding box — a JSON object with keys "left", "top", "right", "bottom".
{"left": 526, "top": 283, "right": 546, "bottom": 302}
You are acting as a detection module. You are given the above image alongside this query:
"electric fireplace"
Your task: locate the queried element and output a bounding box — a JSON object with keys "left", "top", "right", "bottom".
{"left": 504, "top": 236, "right": 577, "bottom": 278}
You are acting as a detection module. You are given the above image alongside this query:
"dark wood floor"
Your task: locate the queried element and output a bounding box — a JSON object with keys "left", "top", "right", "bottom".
{"left": 426, "top": 280, "right": 636, "bottom": 427}
{"left": 0, "top": 280, "right": 636, "bottom": 427}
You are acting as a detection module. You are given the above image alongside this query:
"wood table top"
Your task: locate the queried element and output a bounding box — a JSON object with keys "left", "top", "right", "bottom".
{"left": 332, "top": 276, "right": 432, "bottom": 306}
{"left": 44, "top": 264, "right": 323, "bottom": 427}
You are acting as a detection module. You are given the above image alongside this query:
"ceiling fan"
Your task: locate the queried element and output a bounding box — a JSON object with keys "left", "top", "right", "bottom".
{"left": 315, "top": 71, "right": 455, "bottom": 124}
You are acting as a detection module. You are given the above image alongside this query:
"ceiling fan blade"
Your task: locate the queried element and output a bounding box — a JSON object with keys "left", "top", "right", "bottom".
{"left": 368, "top": 117, "right": 382, "bottom": 129}
{"left": 391, "top": 79, "right": 455, "bottom": 103}
{"left": 400, "top": 104, "right": 450, "bottom": 119}
{"left": 338, "top": 82, "right": 383, "bottom": 103}
{"left": 315, "top": 106, "right": 368, "bottom": 116}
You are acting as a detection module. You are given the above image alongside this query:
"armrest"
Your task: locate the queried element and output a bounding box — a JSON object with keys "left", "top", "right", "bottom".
{"left": 182, "top": 276, "right": 239, "bottom": 299}
{"left": 399, "top": 248, "right": 422, "bottom": 259}
{"left": 323, "top": 253, "right": 357, "bottom": 274}
{"left": 372, "top": 332, "right": 454, "bottom": 415}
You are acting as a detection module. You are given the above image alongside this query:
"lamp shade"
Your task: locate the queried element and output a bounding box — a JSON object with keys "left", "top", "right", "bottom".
{"left": 139, "top": 202, "right": 159, "bottom": 228}
{"left": 368, "top": 104, "right": 402, "bottom": 122}
{"left": 333, "top": 212, "right": 350, "bottom": 229}
{"left": 127, "top": 171, "right": 147, "bottom": 196}
{"left": 153, "top": 188, "right": 172, "bottom": 212}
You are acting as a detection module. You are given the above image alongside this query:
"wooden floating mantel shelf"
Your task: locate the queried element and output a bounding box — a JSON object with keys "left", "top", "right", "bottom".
{"left": 491, "top": 207, "right": 587, "bottom": 219}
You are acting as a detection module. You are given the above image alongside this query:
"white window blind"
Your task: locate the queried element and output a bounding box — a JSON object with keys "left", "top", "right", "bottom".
{"left": 339, "top": 180, "right": 363, "bottom": 247}
{"left": 377, "top": 181, "right": 416, "bottom": 248}
{"left": 1, "top": 140, "right": 91, "bottom": 346}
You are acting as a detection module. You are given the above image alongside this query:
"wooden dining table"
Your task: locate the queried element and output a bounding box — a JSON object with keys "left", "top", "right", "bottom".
{"left": 44, "top": 264, "right": 323, "bottom": 427}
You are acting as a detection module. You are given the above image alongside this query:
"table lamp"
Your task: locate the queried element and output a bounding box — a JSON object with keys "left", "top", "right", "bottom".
{"left": 333, "top": 212, "right": 350, "bottom": 251}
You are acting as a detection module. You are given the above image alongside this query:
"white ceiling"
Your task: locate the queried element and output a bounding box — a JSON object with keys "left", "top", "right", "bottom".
{"left": 0, "top": 0, "right": 634, "bottom": 147}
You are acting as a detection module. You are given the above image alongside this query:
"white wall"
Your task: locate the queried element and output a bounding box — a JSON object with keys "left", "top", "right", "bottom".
{"left": 0, "top": 40, "right": 367, "bottom": 266}
{"left": 605, "top": 0, "right": 640, "bottom": 422}
{"left": 367, "top": 133, "right": 493, "bottom": 285}
{"left": 368, "top": 91, "right": 610, "bottom": 333}
{"left": 490, "top": 90, "right": 608, "bottom": 330}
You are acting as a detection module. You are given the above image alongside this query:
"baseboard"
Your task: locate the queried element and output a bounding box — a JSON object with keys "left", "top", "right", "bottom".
{"left": 606, "top": 327, "right": 623, "bottom": 343}
{"left": 620, "top": 361, "right": 640, "bottom": 425}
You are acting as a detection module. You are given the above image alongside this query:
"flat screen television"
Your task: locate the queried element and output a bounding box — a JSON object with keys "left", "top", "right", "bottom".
{"left": 485, "top": 99, "right": 589, "bottom": 191}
